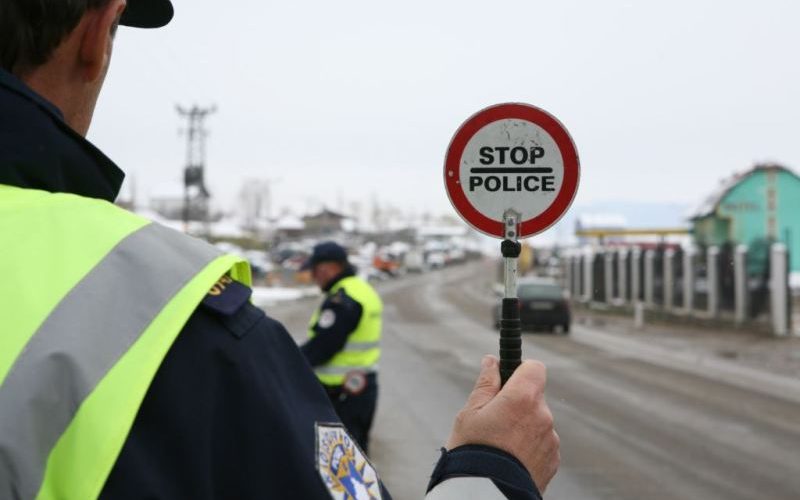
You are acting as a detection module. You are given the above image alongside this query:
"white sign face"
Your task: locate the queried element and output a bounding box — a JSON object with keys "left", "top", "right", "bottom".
{"left": 444, "top": 103, "right": 580, "bottom": 239}
{"left": 459, "top": 119, "right": 563, "bottom": 222}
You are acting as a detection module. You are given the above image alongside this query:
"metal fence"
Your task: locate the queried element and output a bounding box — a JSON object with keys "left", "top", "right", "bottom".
{"left": 562, "top": 243, "right": 795, "bottom": 336}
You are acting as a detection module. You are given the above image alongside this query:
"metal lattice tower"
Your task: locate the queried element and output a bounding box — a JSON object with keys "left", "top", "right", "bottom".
{"left": 176, "top": 104, "right": 216, "bottom": 229}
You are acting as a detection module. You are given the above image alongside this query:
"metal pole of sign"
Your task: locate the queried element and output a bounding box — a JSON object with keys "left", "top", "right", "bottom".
{"left": 500, "top": 210, "right": 522, "bottom": 386}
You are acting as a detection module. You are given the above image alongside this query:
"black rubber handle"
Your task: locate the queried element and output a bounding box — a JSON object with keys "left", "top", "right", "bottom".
{"left": 500, "top": 297, "right": 522, "bottom": 385}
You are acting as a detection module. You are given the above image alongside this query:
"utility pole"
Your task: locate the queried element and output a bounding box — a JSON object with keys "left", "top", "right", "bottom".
{"left": 176, "top": 104, "right": 216, "bottom": 232}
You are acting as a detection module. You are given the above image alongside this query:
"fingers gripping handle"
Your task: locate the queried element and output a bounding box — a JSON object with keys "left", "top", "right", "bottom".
{"left": 500, "top": 298, "right": 522, "bottom": 385}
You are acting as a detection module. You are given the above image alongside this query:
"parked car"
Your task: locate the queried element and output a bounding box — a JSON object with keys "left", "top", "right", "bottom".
{"left": 373, "top": 251, "right": 401, "bottom": 276}
{"left": 404, "top": 248, "right": 426, "bottom": 273}
{"left": 426, "top": 251, "right": 447, "bottom": 269}
{"left": 493, "top": 277, "right": 570, "bottom": 333}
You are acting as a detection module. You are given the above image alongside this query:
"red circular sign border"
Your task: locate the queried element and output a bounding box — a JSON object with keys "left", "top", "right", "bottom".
{"left": 444, "top": 103, "right": 580, "bottom": 238}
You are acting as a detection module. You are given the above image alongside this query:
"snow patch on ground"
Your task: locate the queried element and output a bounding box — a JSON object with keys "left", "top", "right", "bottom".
{"left": 251, "top": 286, "right": 319, "bottom": 307}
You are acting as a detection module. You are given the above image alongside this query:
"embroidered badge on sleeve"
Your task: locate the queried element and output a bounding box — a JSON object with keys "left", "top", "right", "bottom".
{"left": 315, "top": 423, "right": 382, "bottom": 500}
{"left": 317, "top": 309, "right": 337, "bottom": 329}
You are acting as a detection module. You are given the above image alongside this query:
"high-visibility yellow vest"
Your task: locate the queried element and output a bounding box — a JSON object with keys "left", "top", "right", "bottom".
{"left": 0, "top": 185, "right": 250, "bottom": 500}
{"left": 308, "top": 276, "right": 382, "bottom": 386}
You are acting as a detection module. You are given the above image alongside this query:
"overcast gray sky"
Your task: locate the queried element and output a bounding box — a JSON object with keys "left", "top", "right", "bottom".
{"left": 90, "top": 0, "right": 800, "bottom": 221}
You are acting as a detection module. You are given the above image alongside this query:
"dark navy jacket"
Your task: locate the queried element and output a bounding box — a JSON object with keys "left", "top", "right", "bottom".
{"left": 0, "top": 68, "right": 540, "bottom": 500}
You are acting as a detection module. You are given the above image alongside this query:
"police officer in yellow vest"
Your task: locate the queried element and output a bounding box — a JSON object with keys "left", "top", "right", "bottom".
{"left": 0, "top": 1, "right": 561, "bottom": 499}
{"left": 300, "top": 242, "right": 383, "bottom": 453}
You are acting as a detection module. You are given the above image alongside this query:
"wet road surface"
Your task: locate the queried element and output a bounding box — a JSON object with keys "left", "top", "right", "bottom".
{"left": 270, "top": 260, "right": 800, "bottom": 500}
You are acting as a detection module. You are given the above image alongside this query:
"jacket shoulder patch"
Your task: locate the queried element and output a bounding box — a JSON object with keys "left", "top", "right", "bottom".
{"left": 329, "top": 289, "right": 347, "bottom": 304}
{"left": 201, "top": 275, "right": 252, "bottom": 316}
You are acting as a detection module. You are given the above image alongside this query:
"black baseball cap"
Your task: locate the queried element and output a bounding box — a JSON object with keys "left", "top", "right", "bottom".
{"left": 120, "top": 0, "right": 174, "bottom": 28}
{"left": 300, "top": 242, "right": 349, "bottom": 271}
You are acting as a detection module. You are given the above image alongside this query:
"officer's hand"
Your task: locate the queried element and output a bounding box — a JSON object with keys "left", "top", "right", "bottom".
{"left": 445, "top": 355, "right": 560, "bottom": 493}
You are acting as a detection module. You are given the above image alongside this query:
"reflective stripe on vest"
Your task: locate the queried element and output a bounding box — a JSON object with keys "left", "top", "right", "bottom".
{"left": 344, "top": 340, "right": 380, "bottom": 351}
{"left": 314, "top": 364, "right": 380, "bottom": 376}
{"left": 0, "top": 185, "right": 250, "bottom": 500}
{"left": 308, "top": 276, "right": 382, "bottom": 385}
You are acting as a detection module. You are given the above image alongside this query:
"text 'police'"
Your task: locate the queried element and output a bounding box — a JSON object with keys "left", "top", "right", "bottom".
{"left": 469, "top": 146, "right": 556, "bottom": 192}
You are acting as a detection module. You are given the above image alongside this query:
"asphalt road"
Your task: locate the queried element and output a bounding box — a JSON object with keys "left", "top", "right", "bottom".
{"left": 269, "top": 260, "right": 800, "bottom": 500}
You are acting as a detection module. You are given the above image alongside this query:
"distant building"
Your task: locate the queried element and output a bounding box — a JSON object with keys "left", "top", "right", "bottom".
{"left": 148, "top": 182, "right": 184, "bottom": 220}
{"left": 273, "top": 214, "right": 305, "bottom": 241}
{"left": 149, "top": 181, "right": 215, "bottom": 222}
{"left": 575, "top": 213, "right": 627, "bottom": 245}
{"left": 416, "top": 225, "right": 469, "bottom": 239}
{"left": 689, "top": 163, "right": 800, "bottom": 272}
{"left": 302, "top": 208, "right": 348, "bottom": 236}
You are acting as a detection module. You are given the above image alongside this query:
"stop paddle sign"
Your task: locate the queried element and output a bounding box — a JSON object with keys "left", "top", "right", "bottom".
{"left": 444, "top": 103, "right": 580, "bottom": 239}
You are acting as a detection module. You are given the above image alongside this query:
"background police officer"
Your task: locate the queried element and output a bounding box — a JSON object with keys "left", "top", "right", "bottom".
{"left": 0, "top": 1, "right": 560, "bottom": 498}
{"left": 300, "top": 241, "right": 382, "bottom": 453}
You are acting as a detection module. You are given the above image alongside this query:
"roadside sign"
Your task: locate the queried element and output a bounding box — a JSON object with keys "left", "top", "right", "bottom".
{"left": 444, "top": 103, "right": 580, "bottom": 239}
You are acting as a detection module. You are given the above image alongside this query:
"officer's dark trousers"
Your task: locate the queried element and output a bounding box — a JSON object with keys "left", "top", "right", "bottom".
{"left": 327, "top": 375, "right": 378, "bottom": 454}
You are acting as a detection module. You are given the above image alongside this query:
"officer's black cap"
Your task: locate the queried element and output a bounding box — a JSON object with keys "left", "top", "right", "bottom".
{"left": 300, "top": 242, "right": 349, "bottom": 271}
{"left": 120, "top": 0, "right": 174, "bottom": 29}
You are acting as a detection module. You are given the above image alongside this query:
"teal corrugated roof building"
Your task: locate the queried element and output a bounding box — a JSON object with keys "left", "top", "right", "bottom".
{"left": 689, "top": 163, "right": 800, "bottom": 273}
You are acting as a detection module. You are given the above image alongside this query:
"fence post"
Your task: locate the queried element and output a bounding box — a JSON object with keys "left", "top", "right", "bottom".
{"left": 634, "top": 301, "right": 645, "bottom": 329}
{"left": 664, "top": 248, "right": 675, "bottom": 311}
{"left": 734, "top": 245, "right": 748, "bottom": 325}
{"left": 771, "top": 243, "right": 789, "bottom": 336}
{"left": 631, "top": 248, "right": 641, "bottom": 304}
{"left": 584, "top": 248, "right": 594, "bottom": 303}
{"left": 683, "top": 246, "right": 695, "bottom": 314}
{"left": 708, "top": 246, "right": 720, "bottom": 319}
{"left": 564, "top": 253, "right": 573, "bottom": 298}
{"left": 605, "top": 251, "right": 615, "bottom": 304}
{"left": 618, "top": 249, "right": 628, "bottom": 305}
{"left": 644, "top": 249, "right": 655, "bottom": 308}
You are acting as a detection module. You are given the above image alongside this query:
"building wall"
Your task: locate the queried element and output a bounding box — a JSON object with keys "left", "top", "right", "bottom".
{"left": 692, "top": 216, "right": 730, "bottom": 247}
{"left": 776, "top": 169, "right": 800, "bottom": 272}
{"left": 717, "top": 171, "right": 769, "bottom": 244}
{"left": 715, "top": 168, "right": 800, "bottom": 272}
{"left": 303, "top": 213, "right": 344, "bottom": 236}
